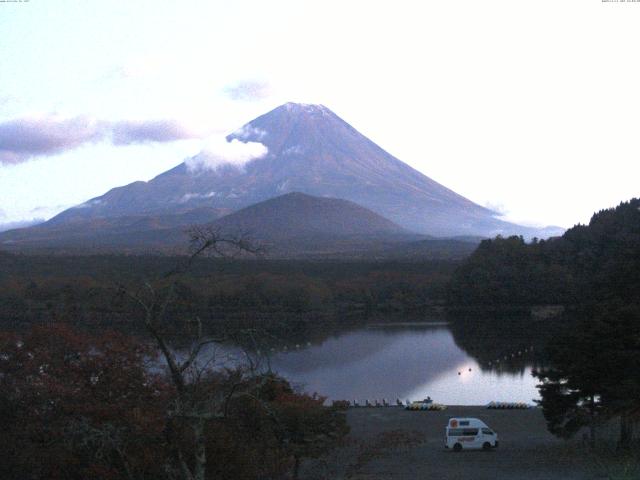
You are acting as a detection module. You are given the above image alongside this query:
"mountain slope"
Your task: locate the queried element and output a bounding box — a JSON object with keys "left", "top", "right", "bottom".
{"left": 36, "top": 102, "right": 561, "bottom": 238}
{"left": 0, "top": 208, "right": 220, "bottom": 252}
{"left": 209, "top": 192, "right": 425, "bottom": 257}
{"left": 213, "top": 192, "right": 407, "bottom": 239}
{"left": 0, "top": 193, "right": 427, "bottom": 256}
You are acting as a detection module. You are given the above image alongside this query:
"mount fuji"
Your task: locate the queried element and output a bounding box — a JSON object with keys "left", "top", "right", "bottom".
{"left": 0, "top": 103, "right": 562, "bottom": 253}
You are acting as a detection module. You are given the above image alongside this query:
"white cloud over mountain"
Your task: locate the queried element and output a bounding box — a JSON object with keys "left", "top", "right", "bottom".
{"left": 186, "top": 137, "right": 268, "bottom": 172}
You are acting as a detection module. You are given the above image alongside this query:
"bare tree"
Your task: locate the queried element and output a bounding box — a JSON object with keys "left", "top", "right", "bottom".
{"left": 120, "top": 226, "right": 265, "bottom": 480}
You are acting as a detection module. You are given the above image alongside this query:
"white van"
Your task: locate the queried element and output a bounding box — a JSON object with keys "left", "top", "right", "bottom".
{"left": 445, "top": 417, "right": 498, "bottom": 452}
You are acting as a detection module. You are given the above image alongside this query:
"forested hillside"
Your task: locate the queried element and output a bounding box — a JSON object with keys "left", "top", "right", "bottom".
{"left": 448, "top": 198, "right": 640, "bottom": 307}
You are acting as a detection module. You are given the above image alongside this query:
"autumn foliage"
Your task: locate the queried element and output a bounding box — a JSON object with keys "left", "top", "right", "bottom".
{"left": 0, "top": 323, "right": 348, "bottom": 480}
{"left": 0, "top": 324, "right": 168, "bottom": 479}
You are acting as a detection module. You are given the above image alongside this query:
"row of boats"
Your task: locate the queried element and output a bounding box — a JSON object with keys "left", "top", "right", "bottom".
{"left": 341, "top": 398, "right": 533, "bottom": 410}
{"left": 486, "top": 401, "right": 533, "bottom": 409}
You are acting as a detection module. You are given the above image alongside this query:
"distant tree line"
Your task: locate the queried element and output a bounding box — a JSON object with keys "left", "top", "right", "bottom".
{"left": 0, "top": 255, "right": 457, "bottom": 331}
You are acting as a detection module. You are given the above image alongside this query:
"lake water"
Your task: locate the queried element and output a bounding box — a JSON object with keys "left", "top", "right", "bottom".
{"left": 262, "top": 324, "right": 540, "bottom": 406}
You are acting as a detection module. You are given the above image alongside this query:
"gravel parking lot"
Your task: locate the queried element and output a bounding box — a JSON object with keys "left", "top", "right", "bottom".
{"left": 326, "top": 406, "right": 600, "bottom": 480}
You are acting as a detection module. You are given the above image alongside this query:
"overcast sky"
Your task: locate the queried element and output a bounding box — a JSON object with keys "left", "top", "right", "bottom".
{"left": 1, "top": 0, "right": 639, "bottom": 228}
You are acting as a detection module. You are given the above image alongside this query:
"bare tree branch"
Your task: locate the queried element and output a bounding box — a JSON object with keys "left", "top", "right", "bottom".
{"left": 117, "top": 224, "right": 265, "bottom": 480}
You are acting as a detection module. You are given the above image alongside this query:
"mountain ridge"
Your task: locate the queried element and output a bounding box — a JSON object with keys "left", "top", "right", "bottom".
{"left": 0, "top": 192, "right": 450, "bottom": 257}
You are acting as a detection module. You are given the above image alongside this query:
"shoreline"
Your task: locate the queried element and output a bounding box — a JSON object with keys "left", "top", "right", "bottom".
{"left": 366, "top": 321, "right": 451, "bottom": 328}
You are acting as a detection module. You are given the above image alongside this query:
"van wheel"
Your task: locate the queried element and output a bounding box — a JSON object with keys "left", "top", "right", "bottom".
{"left": 453, "top": 443, "right": 462, "bottom": 452}
{"left": 482, "top": 442, "right": 491, "bottom": 451}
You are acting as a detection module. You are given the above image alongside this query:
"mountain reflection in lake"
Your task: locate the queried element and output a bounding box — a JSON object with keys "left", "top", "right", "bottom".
{"left": 262, "top": 324, "right": 540, "bottom": 405}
